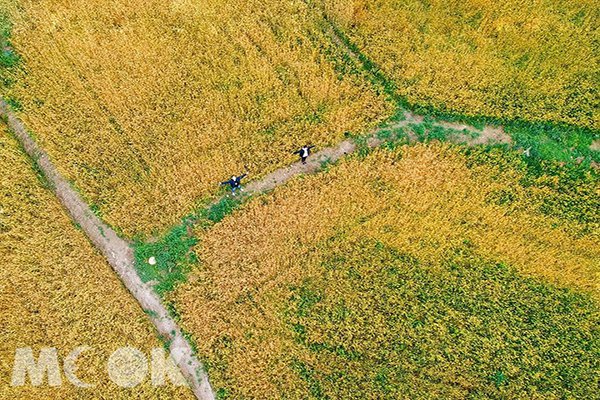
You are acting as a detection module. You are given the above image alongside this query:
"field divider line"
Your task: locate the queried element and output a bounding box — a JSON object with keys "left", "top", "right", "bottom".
{"left": 0, "top": 100, "right": 215, "bottom": 400}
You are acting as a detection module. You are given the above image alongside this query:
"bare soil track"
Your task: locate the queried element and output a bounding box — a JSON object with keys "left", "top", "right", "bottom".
{"left": 0, "top": 101, "right": 215, "bottom": 400}
{"left": 242, "top": 109, "right": 510, "bottom": 197}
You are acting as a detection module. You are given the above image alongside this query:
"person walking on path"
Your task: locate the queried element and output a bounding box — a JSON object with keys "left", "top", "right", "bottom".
{"left": 220, "top": 172, "right": 247, "bottom": 196}
{"left": 293, "top": 145, "right": 315, "bottom": 164}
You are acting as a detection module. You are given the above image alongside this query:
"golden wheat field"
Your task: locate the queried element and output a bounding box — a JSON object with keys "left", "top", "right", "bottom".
{"left": 0, "top": 126, "right": 192, "bottom": 398}
{"left": 1, "top": 0, "right": 599, "bottom": 397}
{"left": 0, "top": 0, "right": 391, "bottom": 237}
{"left": 174, "top": 143, "right": 600, "bottom": 398}
{"left": 320, "top": 0, "right": 599, "bottom": 129}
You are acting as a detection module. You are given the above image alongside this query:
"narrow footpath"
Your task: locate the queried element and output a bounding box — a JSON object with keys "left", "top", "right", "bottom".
{"left": 0, "top": 101, "right": 215, "bottom": 400}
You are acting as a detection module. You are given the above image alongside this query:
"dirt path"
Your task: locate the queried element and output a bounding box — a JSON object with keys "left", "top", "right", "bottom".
{"left": 240, "top": 109, "right": 510, "bottom": 197}
{"left": 0, "top": 101, "right": 215, "bottom": 400}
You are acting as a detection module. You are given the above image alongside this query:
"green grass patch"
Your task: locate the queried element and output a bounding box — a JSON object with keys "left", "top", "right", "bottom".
{"left": 505, "top": 119, "right": 599, "bottom": 165}
{"left": 201, "top": 195, "right": 244, "bottom": 226}
{"left": 134, "top": 194, "right": 245, "bottom": 297}
{"left": 0, "top": 3, "right": 19, "bottom": 90}
{"left": 464, "top": 145, "right": 599, "bottom": 232}
{"left": 133, "top": 224, "right": 198, "bottom": 296}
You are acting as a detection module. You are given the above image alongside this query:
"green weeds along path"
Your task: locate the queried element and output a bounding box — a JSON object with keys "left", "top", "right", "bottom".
{"left": 133, "top": 109, "right": 517, "bottom": 297}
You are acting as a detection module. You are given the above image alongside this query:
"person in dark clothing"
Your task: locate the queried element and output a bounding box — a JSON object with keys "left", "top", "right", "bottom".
{"left": 220, "top": 173, "right": 247, "bottom": 196}
{"left": 294, "top": 145, "right": 316, "bottom": 164}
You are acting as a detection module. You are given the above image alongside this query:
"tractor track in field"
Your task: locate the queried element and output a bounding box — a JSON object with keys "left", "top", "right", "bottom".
{"left": 0, "top": 101, "right": 215, "bottom": 400}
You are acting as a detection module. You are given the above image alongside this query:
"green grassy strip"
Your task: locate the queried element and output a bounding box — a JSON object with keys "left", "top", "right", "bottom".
{"left": 317, "top": 9, "right": 599, "bottom": 166}
{"left": 0, "top": 3, "right": 20, "bottom": 107}
{"left": 133, "top": 194, "right": 246, "bottom": 297}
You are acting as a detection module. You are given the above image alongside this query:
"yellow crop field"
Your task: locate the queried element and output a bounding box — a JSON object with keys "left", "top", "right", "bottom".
{"left": 0, "top": 127, "right": 192, "bottom": 398}
{"left": 174, "top": 143, "right": 599, "bottom": 398}
{"left": 0, "top": 0, "right": 391, "bottom": 237}
{"left": 320, "top": 0, "right": 599, "bottom": 129}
